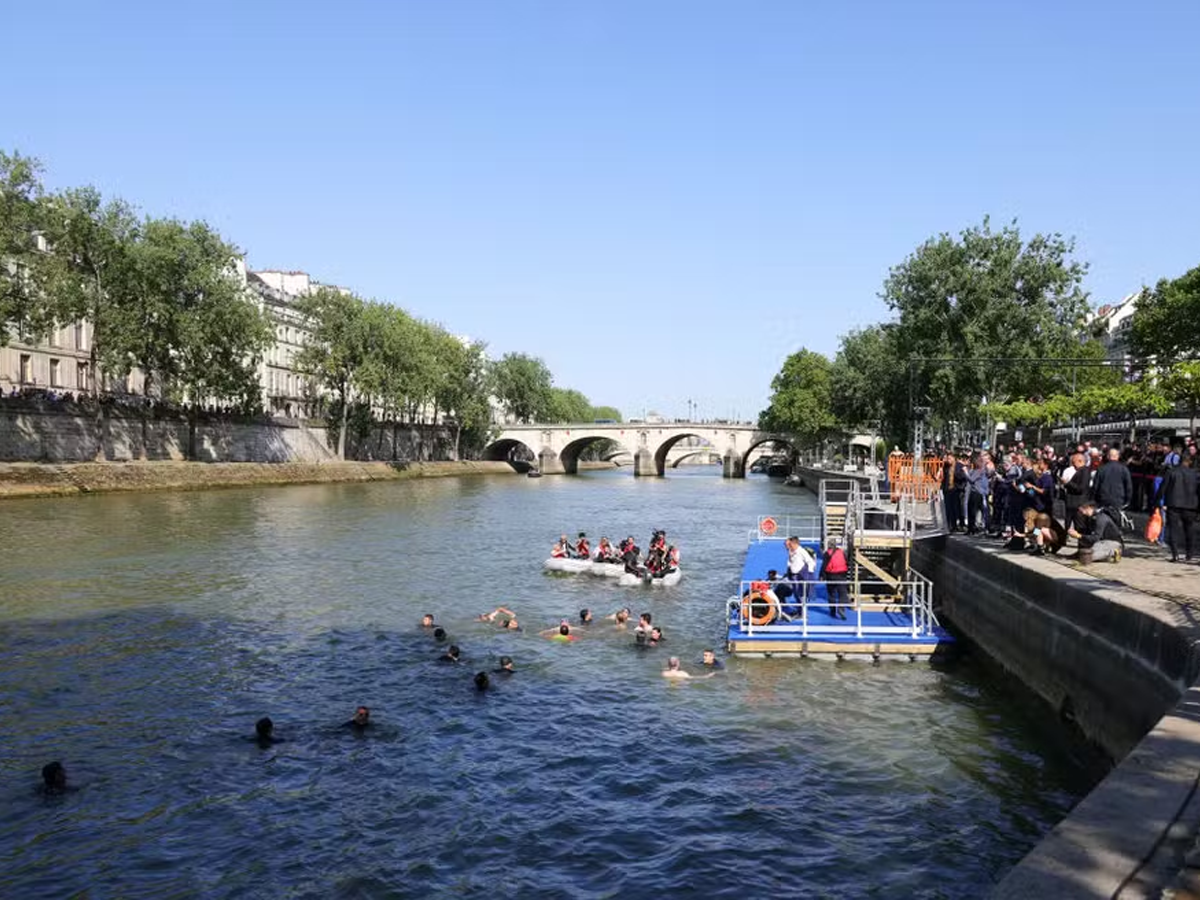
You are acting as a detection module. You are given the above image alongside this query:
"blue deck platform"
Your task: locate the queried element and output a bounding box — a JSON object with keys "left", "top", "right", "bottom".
{"left": 727, "top": 538, "right": 955, "bottom": 659}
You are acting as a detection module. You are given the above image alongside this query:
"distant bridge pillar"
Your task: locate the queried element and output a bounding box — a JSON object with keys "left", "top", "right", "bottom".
{"left": 633, "top": 449, "right": 659, "bottom": 477}
{"left": 723, "top": 452, "right": 746, "bottom": 479}
{"left": 538, "top": 448, "right": 566, "bottom": 475}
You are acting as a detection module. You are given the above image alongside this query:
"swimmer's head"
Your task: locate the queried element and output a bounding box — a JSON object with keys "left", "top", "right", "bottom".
{"left": 667, "top": 656, "right": 681, "bottom": 670}
{"left": 42, "top": 761, "right": 66, "bottom": 790}
{"left": 255, "top": 717, "right": 274, "bottom": 739}
{"left": 615, "top": 609, "right": 629, "bottom": 623}
{"left": 499, "top": 655, "right": 513, "bottom": 671}
{"left": 639, "top": 612, "right": 652, "bottom": 626}
{"left": 579, "top": 608, "right": 592, "bottom": 623}
{"left": 353, "top": 706, "right": 370, "bottom": 727}
{"left": 474, "top": 671, "right": 490, "bottom": 691}
{"left": 503, "top": 617, "right": 518, "bottom": 629}
{"left": 650, "top": 627, "right": 663, "bottom": 641}
{"left": 433, "top": 627, "right": 447, "bottom": 642}
{"left": 702, "top": 649, "right": 716, "bottom": 665}
{"left": 421, "top": 614, "right": 435, "bottom": 627}
{"left": 447, "top": 645, "right": 460, "bottom": 659}
{"left": 559, "top": 624, "right": 571, "bottom": 636}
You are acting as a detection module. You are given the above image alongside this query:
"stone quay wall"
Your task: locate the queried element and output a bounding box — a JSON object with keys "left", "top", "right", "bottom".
{"left": 0, "top": 401, "right": 455, "bottom": 464}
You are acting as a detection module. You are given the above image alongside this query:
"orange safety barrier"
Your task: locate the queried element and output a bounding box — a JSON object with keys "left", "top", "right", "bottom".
{"left": 888, "top": 454, "right": 944, "bottom": 502}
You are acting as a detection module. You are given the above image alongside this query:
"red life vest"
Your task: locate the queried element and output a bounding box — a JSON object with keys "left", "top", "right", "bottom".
{"left": 825, "top": 548, "right": 848, "bottom": 575}
{"left": 750, "top": 580, "right": 770, "bottom": 593}
{"left": 668, "top": 548, "right": 680, "bottom": 566}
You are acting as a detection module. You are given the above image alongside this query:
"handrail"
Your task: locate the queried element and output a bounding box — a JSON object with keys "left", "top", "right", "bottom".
{"left": 730, "top": 574, "right": 941, "bottom": 639}
{"left": 751, "top": 514, "right": 821, "bottom": 543}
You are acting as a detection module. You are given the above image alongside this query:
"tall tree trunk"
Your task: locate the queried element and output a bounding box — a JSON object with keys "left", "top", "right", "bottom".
{"left": 454, "top": 422, "right": 462, "bottom": 461}
{"left": 337, "top": 382, "right": 348, "bottom": 461}
{"left": 187, "top": 406, "right": 198, "bottom": 461}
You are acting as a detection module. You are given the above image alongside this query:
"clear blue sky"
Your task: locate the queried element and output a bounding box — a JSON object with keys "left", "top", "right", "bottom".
{"left": 4, "top": 1, "right": 1198, "bottom": 421}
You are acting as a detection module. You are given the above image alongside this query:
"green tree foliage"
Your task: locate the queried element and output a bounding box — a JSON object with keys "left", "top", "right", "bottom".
{"left": 1161, "top": 361, "right": 1200, "bottom": 437}
{"left": 882, "top": 218, "right": 1089, "bottom": 429}
{"left": 1130, "top": 265, "right": 1200, "bottom": 360}
{"left": 434, "top": 335, "right": 494, "bottom": 459}
{"left": 546, "top": 387, "right": 592, "bottom": 423}
{"left": 0, "top": 150, "right": 52, "bottom": 344}
{"left": 492, "top": 352, "right": 554, "bottom": 423}
{"left": 40, "top": 186, "right": 141, "bottom": 394}
{"left": 293, "top": 287, "right": 370, "bottom": 459}
{"left": 590, "top": 405, "right": 622, "bottom": 422}
{"left": 829, "top": 325, "right": 908, "bottom": 446}
{"left": 759, "top": 348, "right": 836, "bottom": 445}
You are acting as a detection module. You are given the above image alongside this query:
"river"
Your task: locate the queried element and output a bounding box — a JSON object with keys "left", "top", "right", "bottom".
{"left": 0, "top": 468, "right": 1108, "bottom": 898}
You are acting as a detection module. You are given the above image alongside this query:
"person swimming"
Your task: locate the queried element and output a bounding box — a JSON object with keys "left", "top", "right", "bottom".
{"left": 474, "top": 671, "right": 490, "bottom": 691}
{"left": 634, "top": 612, "right": 652, "bottom": 636}
{"left": 433, "top": 627, "right": 448, "bottom": 642}
{"left": 578, "top": 608, "right": 593, "bottom": 626}
{"left": 606, "top": 607, "right": 632, "bottom": 628}
{"left": 479, "top": 607, "right": 519, "bottom": 630}
{"left": 441, "top": 645, "right": 462, "bottom": 663}
{"left": 647, "top": 626, "right": 664, "bottom": 647}
{"left": 255, "top": 716, "right": 283, "bottom": 746}
{"left": 541, "top": 623, "right": 577, "bottom": 642}
{"left": 420, "top": 613, "right": 436, "bottom": 628}
{"left": 344, "top": 706, "right": 371, "bottom": 730}
{"left": 41, "top": 761, "right": 67, "bottom": 793}
{"left": 700, "top": 649, "right": 725, "bottom": 670}
{"left": 493, "top": 655, "right": 515, "bottom": 675}
{"left": 663, "top": 656, "right": 715, "bottom": 680}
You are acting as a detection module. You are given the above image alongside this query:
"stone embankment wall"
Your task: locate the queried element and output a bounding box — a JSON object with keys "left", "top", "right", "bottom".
{"left": 0, "top": 401, "right": 454, "bottom": 464}
{"left": 0, "top": 460, "right": 518, "bottom": 500}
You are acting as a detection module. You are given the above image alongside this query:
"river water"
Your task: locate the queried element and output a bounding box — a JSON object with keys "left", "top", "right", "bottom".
{"left": 0, "top": 468, "right": 1107, "bottom": 898}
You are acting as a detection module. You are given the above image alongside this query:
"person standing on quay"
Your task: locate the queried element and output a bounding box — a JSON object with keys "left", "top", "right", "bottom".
{"left": 1156, "top": 455, "right": 1198, "bottom": 563}
{"left": 942, "top": 454, "right": 967, "bottom": 532}
{"left": 1092, "top": 447, "right": 1133, "bottom": 520}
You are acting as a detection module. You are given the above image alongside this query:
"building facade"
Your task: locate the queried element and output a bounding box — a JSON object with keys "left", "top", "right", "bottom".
{"left": 1, "top": 319, "right": 144, "bottom": 397}
{"left": 247, "top": 269, "right": 322, "bottom": 418}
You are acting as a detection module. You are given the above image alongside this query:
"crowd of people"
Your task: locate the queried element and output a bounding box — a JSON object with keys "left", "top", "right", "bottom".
{"left": 937, "top": 435, "right": 1199, "bottom": 563}
{"left": 551, "top": 530, "right": 681, "bottom": 578}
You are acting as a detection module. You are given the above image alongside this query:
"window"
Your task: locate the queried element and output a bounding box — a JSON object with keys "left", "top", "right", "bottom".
{"left": 49, "top": 358, "right": 61, "bottom": 387}
{"left": 77, "top": 362, "right": 89, "bottom": 389}
{"left": 75, "top": 323, "right": 85, "bottom": 350}
{"left": 19, "top": 354, "right": 32, "bottom": 383}
{"left": 49, "top": 327, "right": 61, "bottom": 348}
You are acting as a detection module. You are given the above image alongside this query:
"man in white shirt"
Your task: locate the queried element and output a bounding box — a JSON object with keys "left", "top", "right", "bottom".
{"left": 784, "top": 536, "right": 817, "bottom": 598}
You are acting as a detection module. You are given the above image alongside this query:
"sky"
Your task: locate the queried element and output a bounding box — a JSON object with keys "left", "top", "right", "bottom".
{"left": 3, "top": 1, "right": 1198, "bottom": 421}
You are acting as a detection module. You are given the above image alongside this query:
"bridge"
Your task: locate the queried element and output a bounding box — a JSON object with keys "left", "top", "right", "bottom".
{"left": 482, "top": 422, "right": 797, "bottom": 477}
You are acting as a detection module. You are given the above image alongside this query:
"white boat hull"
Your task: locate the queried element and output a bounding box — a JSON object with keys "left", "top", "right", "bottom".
{"left": 543, "top": 557, "right": 592, "bottom": 574}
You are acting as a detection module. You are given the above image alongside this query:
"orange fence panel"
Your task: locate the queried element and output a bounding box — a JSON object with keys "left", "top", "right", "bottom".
{"left": 888, "top": 454, "right": 944, "bottom": 502}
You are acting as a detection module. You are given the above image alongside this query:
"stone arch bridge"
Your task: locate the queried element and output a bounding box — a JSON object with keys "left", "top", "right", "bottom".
{"left": 483, "top": 422, "right": 795, "bottom": 477}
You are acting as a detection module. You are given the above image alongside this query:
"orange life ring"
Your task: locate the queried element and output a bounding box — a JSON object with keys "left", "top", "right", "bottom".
{"left": 760, "top": 517, "right": 778, "bottom": 536}
{"left": 741, "top": 591, "right": 778, "bottom": 626}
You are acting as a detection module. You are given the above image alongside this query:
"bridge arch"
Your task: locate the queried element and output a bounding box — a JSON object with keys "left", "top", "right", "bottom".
{"left": 482, "top": 437, "right": 538, "bottom": 471}
{"left": 652, "top": 433, "right": 718, "bottom": 477}
{"left": 670, "top": 450, "right": 720, "bottom": 469}
{"left": 559, "top": 435, "right": 634, "bottom": 475}
{"left": 740, "top": 435, "right": 798, "bottom": 474}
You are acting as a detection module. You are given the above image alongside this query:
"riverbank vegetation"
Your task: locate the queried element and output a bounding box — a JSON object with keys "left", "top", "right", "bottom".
{"left": 761, "top": 218, "right": 1200, "bottom": 450}
{"left": 1, "top": 150, "right": 621, "bottom": 461}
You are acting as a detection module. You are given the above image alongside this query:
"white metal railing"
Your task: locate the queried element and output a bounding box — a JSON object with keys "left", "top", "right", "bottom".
{"left": 751, "top": 514, "right": 821, "bottom": 544}
{"left": 728, "top": 572, "right": 939, "bottom": 640}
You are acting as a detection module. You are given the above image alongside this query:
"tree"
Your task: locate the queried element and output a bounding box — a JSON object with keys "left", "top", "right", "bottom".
{"left": 546, "top": 387, "right": 592, "bottom": 424}
{"left": 433, "top": 333, "right": 494, "bottom": 459}
{"left": 41, "top": 186, "right": 141, "bottom": 396}
{"left": 1162, "top": 361, "right": 1200, "bottom": 437}
{"left": 293, "top": 287, "right": 370, "bottom": 459}
{"left": 1130, "top": 265, "right": 1200, "bottom": 360}
{"left": 0, "top": 150, "right": 53, "bottom": 344}
{"left": 492, "top": 352, "right": 553, "bottom": 423}
{"left": 759, "top": 348, "right": 836, "bottom": 447}
{"left": 829, "top": 325, "right": 908, "bottom": 446}
{"left": 882, "top": 218, "right": 1090, "bottom": 434}
{"left": 590, "top": 405, "right": 623, "bottom": 422}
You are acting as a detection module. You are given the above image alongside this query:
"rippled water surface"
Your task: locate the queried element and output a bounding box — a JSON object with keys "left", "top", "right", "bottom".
{"left": 0, "top": 469, "right": 1108, "bottom": 898}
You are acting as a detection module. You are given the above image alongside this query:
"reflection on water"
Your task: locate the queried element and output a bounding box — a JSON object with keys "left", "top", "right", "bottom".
{"left": 0, "top": 469, "right": 1107, "bottom": 897}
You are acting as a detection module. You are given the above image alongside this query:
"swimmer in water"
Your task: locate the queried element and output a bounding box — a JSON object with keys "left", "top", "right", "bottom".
{"left": 344, "top": 706, "right": 371, "bottom": 730}
{"left": 41, "top": 761, "right": 68, "bottom": 793}
{"left": 255, "top": 716, "right": 283, "bottom": 746}
{"left": 474, "top": 671, "right": 490, "bottom": 691}
{"left": 700, "top": 649, "right": 725, "bottom": 670}
{"left": 440, "top": 644, "right": 462, "bottom": 663}
{"left": 647, "top": 626, "right": 664, "bottom": 647}
{"left": 663, "top": 657, "right": 715, "bottom": 680}
{"left": 606, "top": 607, "right": 632, "bottom": 628}
{"left": 578, "top": 608, "right": 593, "bottom": 626}
{"left": 420, "top": 613, "right": 436, "bottom": 628}
{"left": 433, "top": 627, "right": 447, "bottom": 642}
{"left": 539, "top": 623, "right": 577, "bottom": 642}
{"left": 494, "top": 655, "right": 515, "bottom": 675}
{"left": 479, "top": 607, "right": 519, "bottom": 630}
{"left": 634, "top": 612, "right": 652, "bottom": 636}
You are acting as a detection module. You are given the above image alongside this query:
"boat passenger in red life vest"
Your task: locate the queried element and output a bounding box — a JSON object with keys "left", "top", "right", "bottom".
{"left": 551, "top": 535, "right": 571, "bottom": 559}
{"left": 574, "top": 532, "right": 590, "bottom": 559}
{"left": 665, "top": 545, "right": 680, "bottom": 573}
{"left": 820, "top": 539, "right": 849, "bottom": 620}
{"left": 595, "top": 537, "right": 619, "bottom": 563}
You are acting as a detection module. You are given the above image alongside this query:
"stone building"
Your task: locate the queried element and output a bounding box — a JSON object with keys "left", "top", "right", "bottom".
{"left": 247, "top": 269, "right": 323, "bottom": 418}
{"left": 0, "top": 319, "right": 144, "bottom": 398}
